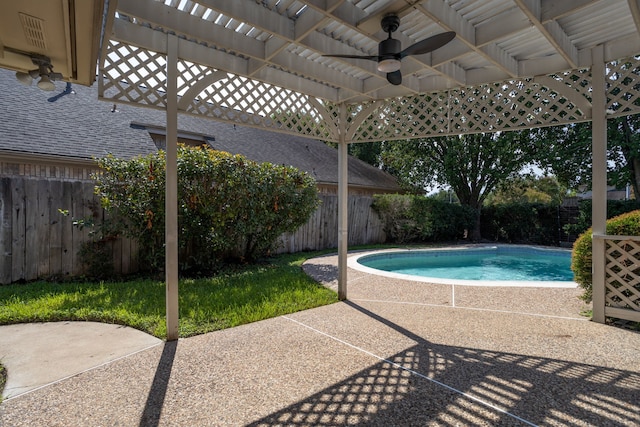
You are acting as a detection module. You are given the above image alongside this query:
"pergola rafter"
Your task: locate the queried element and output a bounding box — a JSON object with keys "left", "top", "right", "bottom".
{"left": 97, "top": 0, "right": 640, "bottom": 339}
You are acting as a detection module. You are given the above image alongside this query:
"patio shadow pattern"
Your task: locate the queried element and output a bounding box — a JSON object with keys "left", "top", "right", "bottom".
{"left": 249, "top": 302, "right": 640, "bottom": 426}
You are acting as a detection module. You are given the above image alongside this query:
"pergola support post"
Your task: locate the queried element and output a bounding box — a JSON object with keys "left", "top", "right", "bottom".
{"left": 165, "top": 34, "right": 179, "bottom": 340}
{"left": 591, "top": 44, "right": 607, "bottom": 324}
{"left": 337, "top": 103, "right": 348, "bottom": 301}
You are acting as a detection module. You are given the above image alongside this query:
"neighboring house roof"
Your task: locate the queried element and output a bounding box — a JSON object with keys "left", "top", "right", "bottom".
{"left": 0, "top": 69, "right": 400, "bottom": 192}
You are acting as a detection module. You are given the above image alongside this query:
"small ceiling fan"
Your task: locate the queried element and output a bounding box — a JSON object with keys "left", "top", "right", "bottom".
{"left": 323, "top": 14, "right": 455, "bottom": 86}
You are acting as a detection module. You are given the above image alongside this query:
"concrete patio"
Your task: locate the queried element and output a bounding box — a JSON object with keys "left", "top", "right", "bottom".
{"left": 1, "top": 252, "right": 639, "bottom": 426}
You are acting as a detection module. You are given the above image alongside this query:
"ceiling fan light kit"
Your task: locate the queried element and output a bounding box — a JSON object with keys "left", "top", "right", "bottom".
{"left": 15, "top": 54, "right": 62, "bottom": 91}
{"left": 15, "top": 71, "right": 34, "bottom": 86}
{"left": 323, "top": 14, "right": 456, "bottom": 86}
{"left": 36, "top": 74, "right": 55, "bottom": 91}
{"left": 377, "top": 58, "right": 401, "bottom": 73}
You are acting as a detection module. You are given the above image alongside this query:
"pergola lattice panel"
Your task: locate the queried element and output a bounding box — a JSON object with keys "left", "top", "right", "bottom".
{"left": 604, "top": 238, "right": 640, "bottom": 317}
{"left": 100, "top": 39, "right": 640, "bottom": 143}
{"left": 606, "top": 58, "right": 640, "bottom": 117}
{"left": 176, "top": 60, "right": 337, "bottom": 141}
{"left": 100, "top": 42, "right": 167, "bottom": 108}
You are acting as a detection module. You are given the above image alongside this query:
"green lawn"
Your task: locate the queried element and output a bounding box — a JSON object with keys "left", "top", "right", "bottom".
{"left": 0, "top": 252, "right": 338, "bottom": 339}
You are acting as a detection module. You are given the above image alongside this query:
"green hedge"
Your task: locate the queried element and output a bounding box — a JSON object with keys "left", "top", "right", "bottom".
{"left": 572, "top": 210, "right": 640, "bottom": 303}
{"left": 480, "top": 203, "right": 559, "bottom": 244}
{"left": 566, "top": 199, "right": 640, "bottom": 238}
{"left": 372, "top": 194, "right": 475, "bottom": 243}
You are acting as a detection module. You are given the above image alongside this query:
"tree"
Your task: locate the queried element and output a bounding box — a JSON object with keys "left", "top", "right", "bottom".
{"left": 348, "top": 141, "right": 383, "bottom": 167}
{"left": 532, "top": 115, "right": 640, "bottom": 197}
{"left": 382, "top": 131, "right": 538, "bottom": 240}
{"left": 486, "top": 175, "right": 567, "bottom": 205}
{"left": 530, "top": 123, "right": 593, "bottom": 190}
{"left": 608, "top": 115, "right": 640, "bottom": 198}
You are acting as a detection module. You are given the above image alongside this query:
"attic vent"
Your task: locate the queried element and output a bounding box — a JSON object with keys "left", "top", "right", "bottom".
{"left": 19, "top": 13, "right": 47, "bottom": 50}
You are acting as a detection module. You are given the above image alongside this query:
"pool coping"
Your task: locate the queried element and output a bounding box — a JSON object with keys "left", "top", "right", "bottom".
{"left": 347, "top": 245, "right": 578, "bottom": 288}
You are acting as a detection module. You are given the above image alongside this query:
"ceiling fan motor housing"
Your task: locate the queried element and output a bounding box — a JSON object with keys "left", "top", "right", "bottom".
{"left": 379, "top": 37, "right": 401, "bottom": 58}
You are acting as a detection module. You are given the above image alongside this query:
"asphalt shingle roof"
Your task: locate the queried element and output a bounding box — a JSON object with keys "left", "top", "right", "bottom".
{"left": 0, "top": 69, "right": 400, "bottom": 190}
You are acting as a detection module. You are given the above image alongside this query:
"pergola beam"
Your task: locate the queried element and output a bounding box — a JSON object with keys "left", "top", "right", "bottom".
{"left": 628, "top": 0, "right": 640, "bottom": 34}
{"left": 513, "top": 0, "right": 579, "bottom": 69}
{"left": 416, "top": 0, "right": 518, "bottom": 79}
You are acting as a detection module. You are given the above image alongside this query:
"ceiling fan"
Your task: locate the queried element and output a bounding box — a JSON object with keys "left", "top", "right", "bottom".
{"left": 323, "top": 14, "right": 456, "bottom": 86}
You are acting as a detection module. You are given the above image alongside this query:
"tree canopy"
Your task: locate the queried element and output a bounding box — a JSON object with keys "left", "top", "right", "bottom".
{"left": 381, "top": 131, "right": 538, "bottom": 239}
{"left": 532, "top": 115, "right": 640, "bottom": 197}
{"left": 486, "top": 175, "right": 567, "bottom": 206}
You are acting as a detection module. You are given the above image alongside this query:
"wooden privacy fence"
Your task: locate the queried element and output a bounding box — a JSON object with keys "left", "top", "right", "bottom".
{"left": 0, "top": 176, "right": 386, "bottom": 284}
{"left": 277, "top": 194, "right": 385, "bottom": 253}
{"left": 0, "top": 176, "right": 138, "bottom": 284}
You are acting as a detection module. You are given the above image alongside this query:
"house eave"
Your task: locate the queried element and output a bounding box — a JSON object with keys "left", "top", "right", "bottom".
{"left": 0, "top": 149, "right": 97, "bottom": 168}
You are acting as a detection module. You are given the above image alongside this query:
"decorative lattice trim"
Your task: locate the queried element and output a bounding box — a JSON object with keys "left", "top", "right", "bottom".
{"left": 606, "top": 58, "right": 640, "bottom": 117}
{"left": 604, "top": 239, "right": 640, "bottom": 312}
{"left": 99, "top": 40, "right": 640, "bottom": 143}
{"left": 100, "top": 41, "right": 167, "bottom": 108}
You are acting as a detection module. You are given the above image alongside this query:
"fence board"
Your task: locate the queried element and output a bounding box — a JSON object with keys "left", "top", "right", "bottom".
{"left": 0, "top": 177, "right": 11, "bottom": 284}
{"left": 10, "top": 178, "right": 25, "bottom": 282}
{"left": 119, "top": 237, "right": 130, "bottom": 274}
{"left": 60, "top": 181, "right": 74, "bottom": 277}
{"left": 24, "top": 179, "right": 39, "bottom": 281}
{"left": 37, "top": 180, "right": 51, "bottom": 278}
{"left": 71, "top": 181, "right": 86, "bottom": 274}
{"left": 48, "top": 180, "right": 63, "bottom": 277}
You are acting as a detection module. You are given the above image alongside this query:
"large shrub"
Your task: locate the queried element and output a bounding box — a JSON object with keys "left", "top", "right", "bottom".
{"left": 95, "top": 146, "right": 319, "bottom": 272}
{"left": 372, "top": 194, "right": 475, "bottom": 243}
{"left": 480, "top": 202, "right": 559, "bottom": 244}
{"left": 565, "top": 199, "right": 640, "bottom": 238}
{"left": 371, "top": 194, "right": 420, "bottom": 243}
{"left": 572, "top": 209, "right": 640, "bottom": 302}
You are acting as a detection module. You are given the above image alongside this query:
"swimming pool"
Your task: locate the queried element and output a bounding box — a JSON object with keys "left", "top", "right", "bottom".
{"left": 349, "top": 246, "right": 577, "bottom": 288}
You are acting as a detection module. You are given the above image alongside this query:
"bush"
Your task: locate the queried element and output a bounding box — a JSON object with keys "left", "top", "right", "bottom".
{"left": 572, "top": 209, "right": 640, "bottom": 302}
{"left": 372, "top": 194, "right": 475, "bottom": 243}
{"left": 565, "top": 199, "right": 640, "bottom": 238}
{"left": 371, "top": 194, "right": 420, "bottom": 243}
{"left": 411, "top": 197, "right": 476, "bottom": 241}
{"left": 481, "top": 202, "right": 559, "bottom": 244}
{"left": 94, "top": 146, "right": 319, "bottom": 273}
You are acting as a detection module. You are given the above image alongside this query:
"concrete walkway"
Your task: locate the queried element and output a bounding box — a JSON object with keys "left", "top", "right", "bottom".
{"left": 0, "top": 322, "right": 162, "bottom": 399}
{"left": 1, "top": 252, "right": 639, "bottom": 426}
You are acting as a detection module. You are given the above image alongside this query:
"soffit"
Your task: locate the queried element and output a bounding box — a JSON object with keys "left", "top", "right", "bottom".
{"left": 0, "top": 0, "right": 105, "bottom": 85}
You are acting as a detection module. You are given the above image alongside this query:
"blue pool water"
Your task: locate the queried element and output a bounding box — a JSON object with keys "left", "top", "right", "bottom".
{"left": 356, "top": 247, "right": 573, "bottom": 282}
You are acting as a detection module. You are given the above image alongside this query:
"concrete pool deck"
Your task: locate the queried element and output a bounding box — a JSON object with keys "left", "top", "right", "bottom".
{"left": 1, "top": 251, "right": 639, "bottom": 426}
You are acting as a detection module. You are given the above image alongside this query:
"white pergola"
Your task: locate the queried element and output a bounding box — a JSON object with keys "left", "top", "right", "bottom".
{"left": 5, "top": 0, "right": 640, "bottom": 339}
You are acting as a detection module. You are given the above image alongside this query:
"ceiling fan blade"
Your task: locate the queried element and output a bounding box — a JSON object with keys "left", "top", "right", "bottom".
{"left": 400, "top": 31, "right": 456, "bottom": 57}
{"left": 321, "top": 54, "right": 379, "bottom": 61}
{"left": 387, "top": 70, "right": 402, "bottom": 85}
